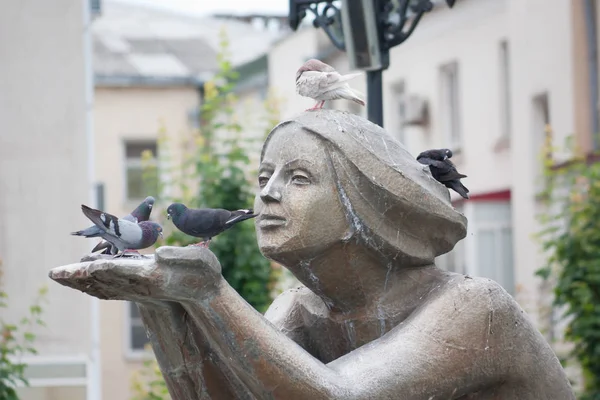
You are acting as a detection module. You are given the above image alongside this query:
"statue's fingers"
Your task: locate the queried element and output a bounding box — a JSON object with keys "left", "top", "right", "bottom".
{"left": 48, "top": 257, "right": 159, "bottom": 301}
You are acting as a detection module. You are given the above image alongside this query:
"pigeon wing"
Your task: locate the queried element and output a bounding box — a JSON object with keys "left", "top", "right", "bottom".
{"left": 180, "top": 209, "right": 223, "bottom": 237}
{"left": 80, "top": 205, "right": 142, "bottom": 243}
{"left": 319, "top": 71, "right": 362, "bottom": 91}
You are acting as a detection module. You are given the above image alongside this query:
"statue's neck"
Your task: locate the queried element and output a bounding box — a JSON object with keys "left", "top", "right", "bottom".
{"left": 285, "top": 243, "right": 444, "bottom": 316}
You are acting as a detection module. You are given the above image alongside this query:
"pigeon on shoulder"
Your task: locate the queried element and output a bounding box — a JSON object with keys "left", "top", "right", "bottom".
{"left": 166, "top": 202, "right": 257, "bottom": 247}
{"left": 417, "top": 148, "right": 470, "bottom": 199}
{"left": 296, "top": 59, "right": 365, "bottom": 111}
{"left": 71, "top": 196, "right": 155, "bottom": 255}
{"left": 72, "top": 204, "right": 163, "bottom": 257}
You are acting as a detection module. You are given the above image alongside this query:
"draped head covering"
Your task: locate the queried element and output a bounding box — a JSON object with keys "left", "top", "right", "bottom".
{"left": 262, "top": 110, "right": 467, "bottom": 266}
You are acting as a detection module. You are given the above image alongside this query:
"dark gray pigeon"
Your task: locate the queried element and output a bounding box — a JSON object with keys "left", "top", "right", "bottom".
{"left": 71, "top": 196, "right": 155, "bottom": 255}
{"left": 73, "top": 204, "right": 163, "bottom": 257}
{"left": 166, "top": 202, "right": 256, "bottom": 247}
{"left": 417, "top": 148, "right": 470, "bottom": 199}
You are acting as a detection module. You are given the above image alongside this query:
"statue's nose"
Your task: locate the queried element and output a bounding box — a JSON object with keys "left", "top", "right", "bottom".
{"left": 260, "top": 179, "right": 282, "bottom": 203}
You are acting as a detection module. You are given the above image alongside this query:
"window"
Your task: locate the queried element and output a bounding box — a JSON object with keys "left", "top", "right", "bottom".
{"left": 126, "top": 302, "right": 149, "bottom": 354}
{"left": 124, "top": 140, "right": 159, "bottom": 201}
{"left": 532, "top": 93, "right": 551, "bottom": 193}
{"left": 472, "top": 201, "right": 515, "bottom": 295}
{"left": 394, "top": 82, "right": 407, "bottom": 145}
{"left": 498, "top": 40, "right": 511, "bottom": 140}
{"left": 14, "top": 355, "right": 89, "bottom": 399}
{"left": 436, "top": 203, "right": 466, "bottom": 274}
{"left": 439, "top": 62, "right": 461, "bottom": 150}
{"left": 438, "top": 201, "right": 515, "bottom": 295}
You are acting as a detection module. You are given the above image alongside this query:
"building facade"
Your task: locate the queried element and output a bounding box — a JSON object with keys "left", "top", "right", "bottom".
{"left": 268, "top": 0, "right": 597, "bottom": 349}
{"left": 0, "top": 0, "right": 99, "bottom": 399}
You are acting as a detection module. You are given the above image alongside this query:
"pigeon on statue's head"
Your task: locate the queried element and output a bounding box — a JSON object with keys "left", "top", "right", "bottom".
{"left": 166, "top": 202, "right": 256, "bottom": 248}
{"left": 73, "top": 204, "right": 163, "bottom": 257}
{"left": 417, "top": 148, "right": 470, "bottom": 199}
{"left": 295, "top": 59, "right": 365, "bottom": 111}
{"left": 71, "top": 196, "right": 155, "bottom": 255}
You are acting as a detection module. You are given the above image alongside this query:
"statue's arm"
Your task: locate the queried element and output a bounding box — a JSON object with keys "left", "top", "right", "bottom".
{"left": 180, "top": 274, "right": 511, "bottom": 399}
{"left": 50, "top": 248, "right": 508, "bottom": 399}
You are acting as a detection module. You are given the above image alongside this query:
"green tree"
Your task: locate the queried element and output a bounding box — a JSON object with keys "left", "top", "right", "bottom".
{"left": 130, "top": 345, "right": 170, "bottom": 400}
{"left": 158, "top": 30, "right": 277, "bottom": 312}
{"left": 131, "top": 28, "right": 282, "bottom": 400}
{"left": 0, "top": 259, "right": 47, "bottom": 400}
{"left": 536, "top": 130, "right": 600, "bottom": 399}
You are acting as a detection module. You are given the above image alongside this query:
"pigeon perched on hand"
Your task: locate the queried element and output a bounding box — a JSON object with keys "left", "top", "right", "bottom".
{"left": 72, "top": 204, "right": 163, "bottom": 257}
{"left": 296, "top": 59, "right": 365, "bottom": 111}
{"left": 166, "top": 203, "right": 257, "bottom": 247}
{"left": 417, "top": 148, "right": 470, "bottom": 199}
{"left": 72, "top": 196, "right": 155, "bottom": 255}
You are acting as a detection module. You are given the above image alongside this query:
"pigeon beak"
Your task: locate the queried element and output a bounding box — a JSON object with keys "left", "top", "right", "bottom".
{"left": 166, "top": 214, "right": 171, "bottom": 220}
{"left": 443, "top": 156, "right": 448, "bottom": 160}
{"left": 159, "top": 231, "right": 163, "bottom": 238}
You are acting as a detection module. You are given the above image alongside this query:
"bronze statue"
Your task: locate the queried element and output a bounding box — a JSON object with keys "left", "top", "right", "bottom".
{"left": 50, "top": 110, "right": 575, "bottom": 399}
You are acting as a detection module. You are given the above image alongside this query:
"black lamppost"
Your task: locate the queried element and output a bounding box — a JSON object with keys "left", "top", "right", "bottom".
{"left": 288, "top": 0, "right": 456, "bottom": 128}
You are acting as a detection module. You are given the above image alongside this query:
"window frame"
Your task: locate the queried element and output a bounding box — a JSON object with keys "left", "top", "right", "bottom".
{"left": 463, "top": 201, "right": 515, "bottom": 295}
{"left": 122, "top": 139, "right": 159, "bottom": 203}
{"left": 439, "top": 61, "right": 462, "bottom": 152}
{"left": 123, "top": 301, "right": 151, "bottom": 360}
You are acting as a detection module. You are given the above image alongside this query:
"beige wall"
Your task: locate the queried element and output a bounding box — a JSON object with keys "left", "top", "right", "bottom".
{"left": 94, "top": 85, "right": 198, "bottom": 400}
{"left": 0, "top": 0, "right": 93, "bottom": 382}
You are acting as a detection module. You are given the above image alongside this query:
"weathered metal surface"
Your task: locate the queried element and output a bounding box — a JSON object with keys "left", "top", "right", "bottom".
{"left": 50, "top": 110, "right": 575, "bottom": 399}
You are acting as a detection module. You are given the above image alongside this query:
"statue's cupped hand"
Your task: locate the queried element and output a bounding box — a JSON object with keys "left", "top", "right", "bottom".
{"left": 49, "top": 246, "right": 224, "bottom": 302}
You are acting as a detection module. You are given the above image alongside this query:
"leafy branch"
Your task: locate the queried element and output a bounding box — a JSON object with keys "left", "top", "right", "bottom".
{"left": 0, "top": 259, "right": 48, "bottom": 400}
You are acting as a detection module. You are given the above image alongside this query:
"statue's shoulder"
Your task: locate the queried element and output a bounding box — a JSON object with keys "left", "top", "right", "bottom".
{"left": 264, "top": 286, "right": 325, "bottom": 327}
{"left": 419, "top": 273, "right": 523, "bottom": 335}
{"left": 438, "top": 273, "right": 517, "bottom": 314}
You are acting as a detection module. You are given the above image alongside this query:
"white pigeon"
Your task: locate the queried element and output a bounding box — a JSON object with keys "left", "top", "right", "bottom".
{"left": 295, "top": 59, "right": 365, "bottom": 111}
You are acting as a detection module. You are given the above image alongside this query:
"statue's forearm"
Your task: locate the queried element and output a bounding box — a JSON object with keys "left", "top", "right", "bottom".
{"left": 181, "top": 280, "right": 351, "bottom": 399}
{"left": 136, "top": 301, "right": 256, "bottom": 400}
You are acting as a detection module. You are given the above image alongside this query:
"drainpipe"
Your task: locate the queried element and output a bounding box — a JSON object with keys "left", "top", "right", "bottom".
{"left": 82, "top": 0, "right": 101, "bottom": 399}
{"left": 584, "top": 0, "right": 599, "bottom": 150}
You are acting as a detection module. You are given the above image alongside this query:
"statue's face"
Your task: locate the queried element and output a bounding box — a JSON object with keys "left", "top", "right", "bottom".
{"left": 254, "top": 127, "right": 349, "bottom": 262}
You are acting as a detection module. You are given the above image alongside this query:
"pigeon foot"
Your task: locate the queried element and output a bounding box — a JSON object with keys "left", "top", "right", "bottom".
{"left": 306, "top": 100, "right": 325, "bottom": 111}
{"left": 113, "top": 249, "right": 142, "bottom": 258}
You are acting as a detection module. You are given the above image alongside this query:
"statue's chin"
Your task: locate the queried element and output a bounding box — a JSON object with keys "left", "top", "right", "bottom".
{"left": 258, "top": 244, "right": 292, "bottom": 265}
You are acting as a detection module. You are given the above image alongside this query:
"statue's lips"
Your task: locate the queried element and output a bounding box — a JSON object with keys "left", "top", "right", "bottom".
{"left": 257, "top": 214, "right": 287, "bottom": 228}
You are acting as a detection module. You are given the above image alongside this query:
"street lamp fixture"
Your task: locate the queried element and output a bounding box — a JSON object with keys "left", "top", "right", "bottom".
{"left": 288, "top": 0, "right": 457, "bottom": 127}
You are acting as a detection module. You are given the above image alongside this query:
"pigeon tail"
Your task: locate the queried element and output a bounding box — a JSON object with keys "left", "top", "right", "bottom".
{"left": 91, "top": 240, "right": 113, "bottom": 254}
{"left": 351, "top": 96, "right": 366, "bottom": 106}
{"left": 448, "top": 180, "right": 470, "bottom": 199}
{"left": 225, "top": 209, "right": 257, "bottom": 226}
{"left": 70, "top": 225, "right": 102, "bottom": 237}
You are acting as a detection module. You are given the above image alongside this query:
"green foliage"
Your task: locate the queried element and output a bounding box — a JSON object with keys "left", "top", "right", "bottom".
{"left": 158, "top": 29, "right": 276, "bottom": 313}
{"left": 536, "top": 131, "right": 600, "bottom": 398}
{"left": 130, "top": 345, "right": 170, "bottom": 400}
{"left": 0, "top": 260, "right": 47, "bottom": 400}
{"left": 132, "top": 28, "right": 282, "bottom": 400}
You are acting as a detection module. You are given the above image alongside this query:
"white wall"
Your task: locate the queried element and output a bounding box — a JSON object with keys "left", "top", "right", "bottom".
{"left": 507, "top": 0, "right": 576, "bottom": 321}
{"left": 0, "top": 0, "right": 92, "bottom": 360}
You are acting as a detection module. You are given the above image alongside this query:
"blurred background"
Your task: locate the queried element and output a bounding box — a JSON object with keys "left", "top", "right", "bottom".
{"left": 1, "top": 0, "right": 598, "bottom": 398}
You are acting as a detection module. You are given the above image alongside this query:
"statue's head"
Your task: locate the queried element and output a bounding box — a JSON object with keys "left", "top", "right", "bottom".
{"left": 254, "top": 110, "right": 467, "bottom": 267}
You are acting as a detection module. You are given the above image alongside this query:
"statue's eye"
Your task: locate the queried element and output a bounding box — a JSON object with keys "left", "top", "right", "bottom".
{"left": 291, "top": 174, "right": 310, "bottom": 185}
{"left": 258, "top": 175, "right": 270, "bottom": 188}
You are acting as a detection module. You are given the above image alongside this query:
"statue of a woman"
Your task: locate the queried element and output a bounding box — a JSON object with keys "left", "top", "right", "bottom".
{"left": 51, "top": 110, "right": 575, "bottom": 399}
